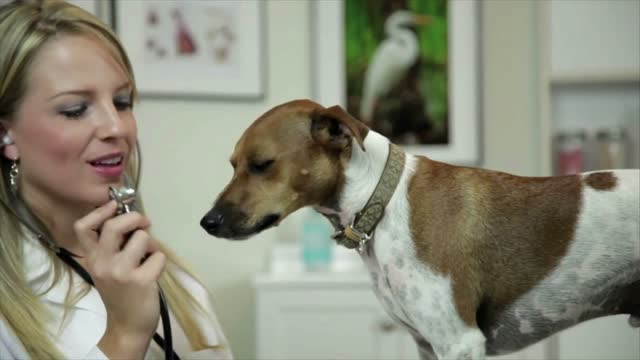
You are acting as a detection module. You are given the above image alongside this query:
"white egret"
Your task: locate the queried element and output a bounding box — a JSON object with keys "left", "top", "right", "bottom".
{"left": 360, "top": 10, "right": 430, "bottom": 124}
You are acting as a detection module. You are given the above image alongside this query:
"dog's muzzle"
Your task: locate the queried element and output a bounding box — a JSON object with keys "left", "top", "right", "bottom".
{"left": 200, "top": 203, "right": 280, "bottom": 239}
{"left": 200, "top": 210, "right": 225, "bottom": 235}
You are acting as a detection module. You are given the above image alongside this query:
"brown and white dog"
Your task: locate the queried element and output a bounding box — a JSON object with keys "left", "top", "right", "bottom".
{"left": 200, "top": 99, "right": 640, "bottom": 359}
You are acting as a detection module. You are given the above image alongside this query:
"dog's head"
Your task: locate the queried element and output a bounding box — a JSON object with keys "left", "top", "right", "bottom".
{"left": 200, "top": 99, "right": 369, "bottom": 239}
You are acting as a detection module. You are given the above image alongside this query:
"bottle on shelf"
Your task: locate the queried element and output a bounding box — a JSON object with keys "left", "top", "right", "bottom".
{"left": 595, "top": 128, "right": 626, "bottom": 170}
{"left": 301, "top": 208, "right": 333, "bottom": 271}
{"left": 555, "top": 130, "right": 587, "bottom": 175}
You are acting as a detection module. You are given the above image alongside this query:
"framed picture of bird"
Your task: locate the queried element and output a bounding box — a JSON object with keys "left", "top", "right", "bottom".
{"left": 113, "top": 0, "right": 265, "bottom": 99}
{"left": 311, "top": 0, "right": 481, "bottom": 165}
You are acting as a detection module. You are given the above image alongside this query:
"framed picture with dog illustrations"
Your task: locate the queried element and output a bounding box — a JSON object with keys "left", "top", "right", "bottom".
{"left": 113, "top": 0, "right": 265, "bottom": 99}
{"left": 311, "top": 0, "right": 481, "bottom": 165}
{"left": 0, "top": 0, "right": 105, "bottom": 18}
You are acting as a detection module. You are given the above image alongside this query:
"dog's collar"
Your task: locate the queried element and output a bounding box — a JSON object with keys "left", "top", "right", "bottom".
{"left": 331, "top": 143, "right": 405, "bottom": 252}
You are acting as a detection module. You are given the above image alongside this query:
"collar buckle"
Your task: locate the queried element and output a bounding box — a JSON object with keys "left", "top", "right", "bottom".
{"left": 330, "top": 143, "right": 405, "bottom": 253}
{"left": 331, "top": 221, "right": 371, "bottom": 252}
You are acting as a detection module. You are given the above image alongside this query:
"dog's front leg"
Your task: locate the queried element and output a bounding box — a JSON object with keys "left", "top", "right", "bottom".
{"left": 418, "top": 345, "right": 438, "bottom": 360}
{"left": 407, "top": 303, "right": 486, "bottom": 359}
{"left": 387, "top": 269, "right": 486, "bottom": 359}
{"left": 409, "top": 332, "right": 438, "bottom": 360}
{"left": 408, "top": 307, "right": 486, "bottom": 359}
{"left": 438, "top": 327, "right": 486, "bottom": 360}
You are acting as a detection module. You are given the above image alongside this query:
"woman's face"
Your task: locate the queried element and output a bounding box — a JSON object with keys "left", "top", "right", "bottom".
{"left": 4, "top": 34, "right": 136, "bottom": 213}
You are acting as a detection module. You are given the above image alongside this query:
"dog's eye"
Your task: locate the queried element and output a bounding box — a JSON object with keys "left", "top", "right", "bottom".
{"left": 248, "top": 159, "right": 274, "bottom": 174}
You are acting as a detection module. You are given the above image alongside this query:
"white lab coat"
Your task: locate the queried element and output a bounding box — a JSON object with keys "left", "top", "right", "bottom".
{"left": 0, "top": 236, "right": 233, "bottom": 359}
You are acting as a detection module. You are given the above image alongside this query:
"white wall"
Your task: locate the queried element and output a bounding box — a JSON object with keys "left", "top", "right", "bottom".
{"left": 551, "top": 0, "right": 640, "bottom": 77}
{"left": 133, "top": 1, "right": 551, "bottom": 359}
{"left": 548, "top": 1, "right": 640, "bottom": 358}
{"left": 482, "top": 0, "right": 546, "bottom": 177}
{"left": 549, "top": 0, "right": 640, "bottom": 171}
{"left": 135, "top": 2, "right": 311, "bottom": 359}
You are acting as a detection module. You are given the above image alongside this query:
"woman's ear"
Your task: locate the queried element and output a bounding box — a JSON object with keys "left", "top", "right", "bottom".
{"left": 0, "top": 122, "right": 19, "bottom": 160}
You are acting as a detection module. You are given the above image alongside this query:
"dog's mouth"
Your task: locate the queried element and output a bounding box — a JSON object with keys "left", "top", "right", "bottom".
{"left": 225, "top": 214, "right": 280, "bottom": 240}
{"left": 204, "top": 212, "right": 281, "bottom": 240}
{"left": 255, "top": 213, "right": 281, "bottom": 232}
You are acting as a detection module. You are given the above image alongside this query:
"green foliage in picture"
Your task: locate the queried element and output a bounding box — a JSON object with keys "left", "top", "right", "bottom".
{"left": 345, "top": 0, "right": 448, "bottom": 145}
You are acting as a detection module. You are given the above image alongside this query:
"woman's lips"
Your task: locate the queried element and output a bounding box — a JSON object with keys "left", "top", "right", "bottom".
{"left": 91, "top": 162, "right": 125, "bottom": 177}
{"left": 89, "top": 155, "right": 125, "bottom": 178}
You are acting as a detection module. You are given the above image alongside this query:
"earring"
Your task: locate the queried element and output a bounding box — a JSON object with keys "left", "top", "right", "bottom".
{"left": 1, "top": 134, "right": 11, "bottom": 147}
{"left": 9, "top": 160, "right": 19, "bottom": 194}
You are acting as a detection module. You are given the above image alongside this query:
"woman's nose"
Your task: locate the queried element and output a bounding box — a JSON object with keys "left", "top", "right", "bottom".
{"left": 95, "top": 101, "right": 129, "bottom": 139}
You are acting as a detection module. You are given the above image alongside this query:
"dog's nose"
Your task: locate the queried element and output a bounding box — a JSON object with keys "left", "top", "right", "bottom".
{"left": 200, "top": 211, "right": 225, "bottom": 234}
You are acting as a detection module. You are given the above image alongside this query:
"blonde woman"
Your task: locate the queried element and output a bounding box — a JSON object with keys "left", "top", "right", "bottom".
{"left": 0, "top": 0, "right": 232, "bottom": 358}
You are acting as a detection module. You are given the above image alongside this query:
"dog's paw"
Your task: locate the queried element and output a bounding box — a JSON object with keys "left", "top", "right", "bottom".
{"left": 439, "top": 329, "right": 486, "bottom": 360}
{"left": 629, "top": 315, "right": 640, "bottom": 328}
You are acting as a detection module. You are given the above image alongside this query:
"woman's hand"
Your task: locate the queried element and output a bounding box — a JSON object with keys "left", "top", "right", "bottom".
{"left": 73, "top": 200, "right": 166, "bottom": 359}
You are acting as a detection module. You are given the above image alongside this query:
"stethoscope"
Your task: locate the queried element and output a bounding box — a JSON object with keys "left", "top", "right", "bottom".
{"left": 0, "top": 153, "right": 179, "bottom": 360}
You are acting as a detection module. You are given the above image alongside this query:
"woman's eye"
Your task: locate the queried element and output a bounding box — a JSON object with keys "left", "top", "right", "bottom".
{"left": 248, "top": 159, "right": 274, "bottom": 174}
{"left": 59, "top": 104, "right": 87, "bottom": 119}
{"left": 114, "top": 96, "right": 132, "bottom": 111}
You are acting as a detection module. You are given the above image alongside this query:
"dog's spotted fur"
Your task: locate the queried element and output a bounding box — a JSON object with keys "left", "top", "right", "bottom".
{"left": 341, "top": 131, "right": 639, "bottom": 358}
{"left": 203, "top": 100, "right": 640, "bottom": 359}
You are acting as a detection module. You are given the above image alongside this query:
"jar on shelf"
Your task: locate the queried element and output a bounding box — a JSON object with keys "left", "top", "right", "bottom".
{"left": 556, "top": 131, "right": 586, "bottom": 175}
{"left": 595, "top": 127, "right": 626, "bottom": 170}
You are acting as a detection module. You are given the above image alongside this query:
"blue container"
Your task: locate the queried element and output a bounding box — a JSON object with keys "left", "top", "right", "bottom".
{"left": 301, "top": 209, "right": 333, "bottom": 271}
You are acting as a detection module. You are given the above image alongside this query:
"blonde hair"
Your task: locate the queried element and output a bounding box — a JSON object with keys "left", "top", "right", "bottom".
{"left": 0, "top": 1, "right": 216, "bottom": 357}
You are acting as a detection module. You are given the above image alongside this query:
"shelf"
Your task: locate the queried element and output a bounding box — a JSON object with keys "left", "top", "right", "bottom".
{"left": 550, "top": 72, "right": 640, "bottom": 86}
{"left": 253, "top": 271, "right": 371, "bottom": 289}
{"left": 253, "top": 243, "right": 369, "bottom": 289}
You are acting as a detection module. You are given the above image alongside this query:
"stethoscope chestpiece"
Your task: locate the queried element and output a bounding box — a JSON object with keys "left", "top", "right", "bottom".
{"left": 108, "top": 186, "right": 136, "bottom": 215}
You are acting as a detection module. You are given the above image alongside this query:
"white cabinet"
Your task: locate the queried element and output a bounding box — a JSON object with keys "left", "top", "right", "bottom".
{"left": 255, "top": 268, "right": 639, "bottom": 360}
{"left": 254, "top": 271, "right": 420, "bottom": 360}
{"left": 254, "top": 245, "right": 549, "bottom": 360}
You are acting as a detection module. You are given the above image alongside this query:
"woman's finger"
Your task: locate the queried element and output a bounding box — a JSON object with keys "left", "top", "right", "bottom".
{"left": 73, "top": 200, "right": 118, "bottom": 253}
{"left": 135, "top": 251, "right": 166, "bottom": 283}
{"left": 99, "top": 212, "right": 150, "bottom": 254}
{"left": 120, "top": 230, "right": 152, "bottom": 268}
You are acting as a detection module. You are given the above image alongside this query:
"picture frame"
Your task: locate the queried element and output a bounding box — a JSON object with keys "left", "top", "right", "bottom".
{"left": 113, "top": 0, "right": 265, "bottom": 99}
{"left": 67, "top": 0, "right": 101, "bottom": 17}
{"left": 0, "top": 0, "right": 103, "bottom": 18}
{"left": 310, "top": 0, "right": 482, "bottom": 165}
{"left": 0, "top": 0, "right": 110, "bottom": 28}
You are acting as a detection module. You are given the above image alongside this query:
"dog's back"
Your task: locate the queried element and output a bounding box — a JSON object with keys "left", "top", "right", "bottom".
{"left": 477, "top": 169, "right": 639, "bottom": 354}
{"left": 404, "top": 159, "right": 639, "bottom": 354}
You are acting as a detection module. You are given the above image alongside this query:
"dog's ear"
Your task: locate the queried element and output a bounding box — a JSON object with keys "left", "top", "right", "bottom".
{"left": 311, "top": 105, "right": 366, "bottom": 151}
